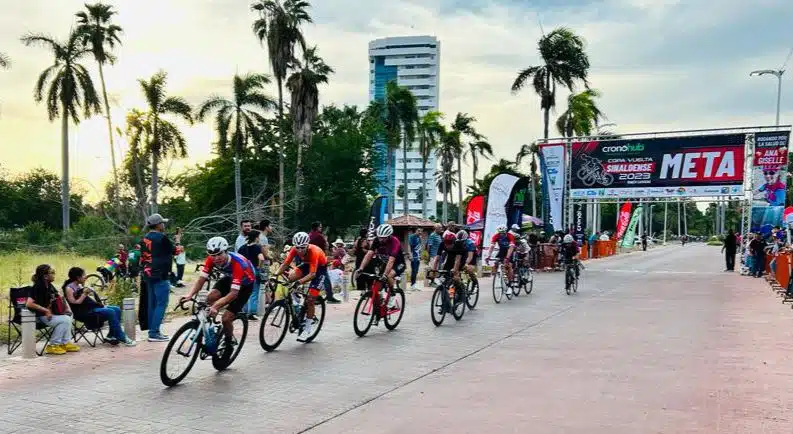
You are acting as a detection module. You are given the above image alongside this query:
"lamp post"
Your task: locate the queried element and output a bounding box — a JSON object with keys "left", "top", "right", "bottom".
{"left": 750, "top": 69, "right": 784, "bottom": 126}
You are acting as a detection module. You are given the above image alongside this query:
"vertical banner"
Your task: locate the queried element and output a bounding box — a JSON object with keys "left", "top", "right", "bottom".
{"left": 572, "top": 202, "right": 586, "bottom": 244}
{"left": 465, "top": 195, "right": 485, "bottom": 250}
{"left": 751, "top": 131, "right": 790, "bottom": 233}
{"left": 483, "top": 174, "right": 520, "bottom": 251}
{"left": 539, "top": 144, "right": 566, "bottom": 231}
{"left": 368, "top": 196, "right": 387, "bottom": 238}
{"left": 620, "top": 204, "right": 644, "bottom": 248}
{"left": 507, "top": 178, "right": 531, "bottom": 230}
{"left": 615, "top": 201, "right": 633, "bottom": 240}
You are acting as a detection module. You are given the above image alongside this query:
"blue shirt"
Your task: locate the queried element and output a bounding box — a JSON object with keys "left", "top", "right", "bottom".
{"left": 427, "top": 232, "right": 442, "bottom": 257}
{"left": 408, "top": 233, "right": 421, "bottom": 257}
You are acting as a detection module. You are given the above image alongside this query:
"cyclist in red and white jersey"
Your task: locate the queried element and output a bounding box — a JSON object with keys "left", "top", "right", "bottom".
{"left": 486, "top": 225, "right": 516, "bottom": 294}
{"left": 181, "top": 237, "right": 255, "bottom": 341}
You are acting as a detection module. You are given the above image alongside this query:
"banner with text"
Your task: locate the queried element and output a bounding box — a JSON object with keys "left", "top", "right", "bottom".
{"left": 483, "top": 174, "right": 519, "bottom": 251}
{"left": 466, "top": 195, "right": 485, "bottom": 250}
{"left": 367, "top": 196, "right": 388, "bottom": 239}
{"left": 572, "top": 202, "right": 586, "bottom": 245}
{"left": 539, "top": 144, "right": 566, "bottom": 231}
{"left": 615, "top": 201, "right": 633, "bottom": 240}
{"left": 569, "top": 134, "right": 745, "bottom": 199}
{"left": 620, "top": 204, "right": 643, "bottom": 248}
{"left": 751, "top": 131, "right": 790, "bottom": 231}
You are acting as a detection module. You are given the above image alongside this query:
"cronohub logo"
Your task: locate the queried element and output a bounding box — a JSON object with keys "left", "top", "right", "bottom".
{"left": 602, "top": 143, "right": 645, "bottom": 153}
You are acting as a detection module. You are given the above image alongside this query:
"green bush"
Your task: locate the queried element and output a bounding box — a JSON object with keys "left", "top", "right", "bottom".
{"left": 103, "top": 278, "right": 136, "bottom": 308}
{"left": 23, "top": 221, "right": 59, "bottom": 245}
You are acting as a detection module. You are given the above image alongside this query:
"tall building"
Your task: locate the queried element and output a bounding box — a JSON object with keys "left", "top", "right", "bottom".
{"left": 368, "top": 35, "right": 440, "bottom": 218}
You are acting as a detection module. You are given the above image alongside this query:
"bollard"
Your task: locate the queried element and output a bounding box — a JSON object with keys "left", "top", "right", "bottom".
{"left": 20, "top": 308, "right": 36, "bottom": 359}
{"left": 342, "top": 273, "right": 349, "bottom": 302}
{"left": 122, "top": 297, "right": 137, "bottom": 341}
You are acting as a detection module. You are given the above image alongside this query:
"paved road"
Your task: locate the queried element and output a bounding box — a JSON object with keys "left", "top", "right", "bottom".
{"left": 2, "top": 244, "right": 792, "bottom": 433}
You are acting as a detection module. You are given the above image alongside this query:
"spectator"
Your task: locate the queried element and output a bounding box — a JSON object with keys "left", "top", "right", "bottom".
{"left": 309, "top": 221, "right": 339, "bottom": 303}
{"left": 256, "top": 219, "right": 273, "bottom": 306}
{"left": 722, "top": 229, "right": 737, "bottom": 271}
{"left": 641, "top": 233, "right": 648, "bottom": 251}
{"left": 128, "top": 243, "right": 141, "bottom": 279}
{"left": 140, "top": 213, "right": 180, "bottom": 342}
{"left": 331, "top": 239, "right": 347, "bottom": 262}
{"left": 749, "top": 232, "right": 766, "bottom": 278}
{"left": 25, "top": 264, "right": 80, "bottom": 355}
{"left": 235, "top": 220, "right": 253, "bottom": 252}
{"left": 63, "top": 267, "right": 136, "bottom": 346}
{"left": 588, "top": 232, "right": 598, "bottom": 258}
{"left": 328, "top": 260, "right": 346, "bottom": 299}
{"left": 426, "top": 223, "right": 443, "bottom": 285}
{"left": 767, "top": 237, "right": 783, "bottom": 275}
{"left": 238, "top": 230, "right": 265, "bottom": 320}
{"left": 353, "top": 228, "right": 371, "bottom": 291}
{"left": 599, "top": 232, "right": 610, "bottom": 241}
{"left": 408, "top": 227, "right": 423, "bottom": 291}
{"left": 173, "top": 243, "right": 187, "bottom": 287}
{"left": 117, "top": 244, "right": 128, "bottom": 276}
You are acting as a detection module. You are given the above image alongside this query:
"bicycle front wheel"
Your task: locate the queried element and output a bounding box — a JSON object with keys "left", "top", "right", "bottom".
{"left": 492, "top": 271, "right": 503, "bottom": 304}
{"left": 85, "top": 273, "right": 106, "bottom": 292}
{"left": 212, "top": 313, "right": 248, "bottom": 371}
{"left": 259, "top": 301, "right": 289, "bottom": 352}
{"left": 384, "top": 288, "right": 405, "bottom": 331}
{"left": 430, "top": 286, "right": 447, "bottom": 326}
{"left": 524, "top": 269, "right": 534, "bottom": 295}
{"left": 465, "top": 279, "right": 480, "bottom": 309}
{"left": 353, "top": 292, "right": 375, "bottom": 337}
{"left": 451, "top": 285, "right": 466, "bottom": 321}
{"left": 160, "top": 320, "right": 202, "bottom": 387}
{"left": 303, "top": 296, "right": 326, "bottom": 343}
{"left": 565, "top": 268, "right": 573, "bottom": 295}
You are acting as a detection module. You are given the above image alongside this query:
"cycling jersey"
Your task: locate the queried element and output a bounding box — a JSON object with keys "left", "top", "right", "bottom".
{"left": 370, "top": 236, "right": 406, "bottom": 264}
{"left": 560, "top": 243, "right": 579, "bottom": 263}
{"left": 201, "top": 252, "right": 256, "bottom": 291}
{"left": 491, "top": 233, "right": 515, "bottom": 260}
{"left": 284, "top": 244, "right": 327, "bottom": 274}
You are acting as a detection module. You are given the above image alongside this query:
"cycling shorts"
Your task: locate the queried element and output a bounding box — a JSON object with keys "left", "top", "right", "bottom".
{"left": 495, "top": 248, "right": 510, "bottom": 261}
{"left": 442, "top": 253, "right": 464, "bottom": 272}
{"left": 297, "top": 263, "right": 331, "bottom": 297}
{"left": 213, "top": 276, "right": 254, "bottom": 314}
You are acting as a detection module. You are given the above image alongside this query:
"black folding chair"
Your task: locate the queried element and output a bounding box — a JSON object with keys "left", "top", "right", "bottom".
{"left": 7, "top": 287, "right": 53, "bottom": 356}
{"left": 71, "top": 313, "right": 110, "bottom": 347}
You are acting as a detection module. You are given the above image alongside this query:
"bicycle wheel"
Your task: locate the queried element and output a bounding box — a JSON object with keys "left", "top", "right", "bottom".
{"left": 573, "top": 275, "right": 579, "bottom": 293}
{"left": 430, "top": 286, "right": 447, "bottom": 326}
{"left": 524, "top": 269, "right": 534, "bottom": 295}
{"left": 85, "top": 273, "right": 106, "bottom": 292}
{"left": 212, "top": 313, "right": 248, "bottom": 371}
{"left": 160, "top": 320, "right": 202, "bottom": 387}
{"left": 259, "top": 301, "right": 289, "bottom": 352}
{"left": 451, "top": 285, "right": 466, "bottom": 321}
{"left": 353, "top": 292, "right": 375, "bottom": 337}
{"left": 465, "top": 279, "right": 480, "bottom": 309}
{"left": 303, "top": 296, "right": 326, "bottom": 343}
{"left": 504, "top": 272, "right": 513, "bottom": 300}
{"left": 492, "top": 270, "right": 504, "bottom": 304}
{"left": 384, "top": 288, "right": 405, "bottom": 331}
{"left": 565, "top": 268, "right": 573, "bottom": 295}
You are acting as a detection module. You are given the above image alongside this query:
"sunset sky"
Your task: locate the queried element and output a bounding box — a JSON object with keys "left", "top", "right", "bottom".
{"left": 0, "top": 0, "right": 791, "bottom": 202}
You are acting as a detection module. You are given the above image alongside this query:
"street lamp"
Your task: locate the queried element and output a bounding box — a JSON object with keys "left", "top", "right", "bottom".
{"left": 750, "top": 69, "right": 784, "bottom": 126}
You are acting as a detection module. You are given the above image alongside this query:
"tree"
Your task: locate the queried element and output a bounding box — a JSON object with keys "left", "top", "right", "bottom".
{"left": 556, "top": 88, "right": 604, "bottom": 137}
{"left": 436, "top": 129, "right": 463, "bottom": 222}
{"left": 123, "top": 109, "right": 152, "bottom": 221}
{"left": 0, "top": 52, "right": 9, "bottom": 68}
{"left": 22, "top": 30, "right": 101, "bottom": 231}
{"left": 450, "top": 113, "right": 485, "bottom": 223}
{"left": 515, "top": 143, "right": 539, "bottom": 217}
{"left": 511, "top": 27, "right": 590, "bottom": 139}
{"left": 417, "top": 111, "right": 444, "bottom": 218}
{"left": 466, "top": 140, "right": 493, "bottom": 184}
{"left": 76, "top": 2, "right": 123, "bottom": 208}
{"left": 251, "top": 0, "right": 312, "bottom": 223}
{"left": 138, "top": 70, "right": 193, "bottom": 213}
{"left": 197, "top": 73, "right": 275, "bottom": 224}
{"left": 286, "top": 46, "right": 333, "bottom": 216}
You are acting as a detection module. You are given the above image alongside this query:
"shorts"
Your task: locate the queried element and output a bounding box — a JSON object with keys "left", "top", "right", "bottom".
{"left": 128, "top": 265, "right": 140, "bottom": 279}
{"left": 297, "top": 263, "right": 332, "bottom": 297}
{"left": 495, "top": 248, "right": 510, "bottom": 262}
{"left": 393, "top": 261, "right": 406, "bottom": 277}
{"left": 442, "top": 253, "right": 462, "bottom": 272}
{"left": 213, "top": 276, "right": 254, "bottom": 314}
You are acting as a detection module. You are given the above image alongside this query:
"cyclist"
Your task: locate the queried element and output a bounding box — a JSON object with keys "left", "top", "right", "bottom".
{"left": 560, "top": 234, "right": 581, "bottom": 281}
{"left": 180, "top": 237, "right": 255, "bottom": 346}
{"left": 486, "top": 225, "right": 516, "bottom": 294}
{"left": 276, "top": 232, "right": 332, "bottom": 341}
{"left": 435, "top": 230, "right": 466, "bottom": 309}
{"left": 455, "top": 230, "right": 478, "bottom": 286}
{"left": 355, "top": 224, "right": 405, "bottom": 307}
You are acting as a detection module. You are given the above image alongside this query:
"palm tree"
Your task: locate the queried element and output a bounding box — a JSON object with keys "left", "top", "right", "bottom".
{"left": 0, "top": 52, "right": 9, "bottom": 68}
{"left": 556, "top": 88, "right": 604, "bottom": 137}
{"left": 286, "top": 46, "right": 333, "bottom": 215}
{"left": 466, "top": 140, "right": 494, "bottom": 184}
{"left": 511, "top": 27, "right": 590, "bottom": 139}
{"left": 451, "top": 113, "right": 485, "bottom": 222}
{"left": 417, "top": 111, "right": 444, "bottom": 217}
{"left": 124, "top": 108, "right": 152, "bottom": 221}
{"left": 436, "top": 129, "right": 463, "bottom": 222}
{"left": 516, "top": 143, "right": 539, "bottom": 217}
{"left": 138, "top": 70, "right": 193, "bottom": 213}
{"left": 22, "top": 30, "right": 101, "bottom": 231}
{"left": 197, "top": 73, "right": 276, "bottom": 223}
{"left": 76, "top": 2, "right": 123, "bottom": 206}
{"left": 434, "top": 163, "right": 458, "bottom": 210}
{"left": 251, "top": 0, "right": 312, "bottom": 222}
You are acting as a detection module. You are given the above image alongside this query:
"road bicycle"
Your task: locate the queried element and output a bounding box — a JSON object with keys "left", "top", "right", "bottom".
{"left": 488, "top": 259, "right": 516, "bottom": 304}
{"left": 564, "top": 261, "right": 580, "bottom": 295}
{"left": 159, "top": 296, "right": 249, "bottom": 387}
{"left": 429, "top": 270, "right": 466, "bottom": 326}
{"left": 352, "top": 272, "right": 405, "bottom": 337}
{"left": 258, "top": 276, "right": 326, "bottom": 351}
{"left": 458, "top": 268, "right": 480, "bottom": 309}
{"left": 514, "top": 258, "right": 534, "bottom": 296}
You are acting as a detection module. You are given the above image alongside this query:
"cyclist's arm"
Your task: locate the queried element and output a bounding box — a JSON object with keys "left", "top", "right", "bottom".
{"left": 466, "top": 251, "right": 475, "bottom": 265}
{"left": 210, "top": 261, "right": 248, "bottom": 311}
{"left": 184, "top": 258, "right": 212, "bottom": 299}
{"left": 383, "top": 256, "right": 396, "bottom": 276}
{"left": 297, "top": 253, "right": 320, "bottom": 285}
{"left": 452, "top": 254, "right": 463, "bottom": 273}
{"left": 276, "top": 249, "right": 296, "bottom": 276}
{"left": 358, "top": 249, "right": 375, "bottom": 271}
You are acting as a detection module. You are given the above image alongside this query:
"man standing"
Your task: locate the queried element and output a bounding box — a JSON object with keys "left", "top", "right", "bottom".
{"left": 641, "top": 233, "right": 648, "bottom": 251}
{"left": 309, "top": 221, "right": 339, "bottom": 303}
{"left": 235, "top": 219, "right": 253, "bottom": 252}
{"left": 588, "top": 232, "right": 598, "bottom": 258}
{"left": 140, "top": 213, "right": 179, "bottom": 342}
{"left": 425, "top": 224, "right": 442, "bottom": 286}
{"left": 722, "top": 229, "right": 737, "bottom": 271}
{"left": 749, "top": 233, "right": 766, "bottom": 278}
{"left": 408, "top": 227, "right": 423, "bottom": 291}
{"left": 256, "top": 219, "right": 274, "bottom": 310}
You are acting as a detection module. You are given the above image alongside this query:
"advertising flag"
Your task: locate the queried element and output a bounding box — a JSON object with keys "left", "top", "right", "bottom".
{"left": 620, "top": 204, "right": 643, "bottom": 248}
{"left": 466, "top": 195, "right": 485, "bottom": 249}
{"left": 367, "top": 196, "right": 387, "bottom": 238}
{"left": 750, "top": 131, "right": 790, "bottom": 232}
{"left": 483, "top": 174, "right": 519, "bottom": 251}
{"left": 539, "top": 144, "right": 566, "bottom": 231}
{"left": 615, "top": 202, "right": 633, "bottom": 240}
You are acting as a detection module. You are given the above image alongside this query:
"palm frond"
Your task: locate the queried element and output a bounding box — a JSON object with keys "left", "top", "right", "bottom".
{"left": 161, "top": 96, "right": 193, "bottom": 123}
{"left": 0, "top": 52, "right": 10, "bottom": 68}
{"left": 197, "top": 95, "right": 231, "bottom": 121}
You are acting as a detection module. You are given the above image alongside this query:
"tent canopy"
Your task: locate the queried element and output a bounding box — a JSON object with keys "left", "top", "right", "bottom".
{"left": 386, "top": 215, "right": 436, "bottom": 228}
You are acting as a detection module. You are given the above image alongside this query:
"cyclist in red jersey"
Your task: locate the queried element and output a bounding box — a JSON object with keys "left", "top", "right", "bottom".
{"left": 181, "top": 237, "right": 255, "bottom": 341}
{"left": 275, "top": 232, "right": 333, "bottom": 341}
{"left": 355, "top": 224, "right": 406, "bottom": 294}
{"left": 486, "top": 225, "right": 516, "bottom": 294}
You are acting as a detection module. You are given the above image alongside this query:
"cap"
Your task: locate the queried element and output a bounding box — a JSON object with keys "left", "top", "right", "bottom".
{"left": 333, "top": 238, "right": 345, "bottom": 245}
{"left": 146, "top": 213, "right": 169, "bottom": 226}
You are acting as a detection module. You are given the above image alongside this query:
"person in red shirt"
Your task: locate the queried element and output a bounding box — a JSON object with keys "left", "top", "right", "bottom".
{"left": 486, "top": 225, "right": 516, "bottom": 294}
{"left": 117, "top": 244, "right": 128, "bottom": 276}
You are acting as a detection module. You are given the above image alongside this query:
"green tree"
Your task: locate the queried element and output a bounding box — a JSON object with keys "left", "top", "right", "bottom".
{"left": 251, "top": 0, "right": 312, "bottom": 223}
{"left": 286, "top": 46, "right": 333, "bottom": 216}
{"left": 511, "top": 27, "right": 590, "bottom": 139}
{"left": 138, "top": 70, "right": 193, "bottom": 213}
{"left": 417, "top": 111, "right": 445, "bottom": 217}
{"left": 436, "top": 128, "right": 463, "bottom": 221}
{"left": 451, "top": 113, "right": 487, "bottom": 222}
{"left": 556, "top": 88, "right": 604, "bottom": 137}
{"left": 76, "top": 2, "right": 123, "bottom": 204}
{"left": 515, "top": 143, "right": 539, "bottom": 217}
{"left": 197, "top": 73, "right": 276, "bottom": 224}
{"left": 22, "top": 30, "right": 101, "bottom": 231}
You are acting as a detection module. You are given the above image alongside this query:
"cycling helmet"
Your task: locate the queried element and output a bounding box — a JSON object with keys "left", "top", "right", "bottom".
{"left": 456, "top": 230, "right": 468, "bottom": 241}
{"left": 563, "top": 234, "right": 574, "bottom": 243}
{"left": 497, "top": 225, "right": 507, "bottom": 233}
{"left": 376, "top": 224, "right": 394, "bottom": 238}
{"left": 510, "top": 224, "right": 520, "bottom": 232}
{"left": 292, "top": 232, "right": 310, "bottom": 248}
{"left": 206, "top": 236, "right": 229, "bottom": 255}
{"left": 442, "top": 230, "right": 457, "bottom": 244}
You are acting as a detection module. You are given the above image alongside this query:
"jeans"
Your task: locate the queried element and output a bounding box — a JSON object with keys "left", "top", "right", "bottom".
{"left": 725, "top": 251, "right": 736, "bottom": 271}
{"left": 91, "top": 306, "right": 127, "bottom": 341}
{"left": 38, "top": 314, "right": 72, "bottom": 345}
{"left": 410, "top": 258, "right": 420, "bottom": 286}
{"left": 176, "top": 264, "right": 185, "bottom": 281}
{"left": 147, "top": 278, "right": 171, "bottom": 338}
{"left": 754, "top": 254, "right": 766, "bottom": 277}
{"left": 244, "top": 280, "right": 260, "bottom": 315}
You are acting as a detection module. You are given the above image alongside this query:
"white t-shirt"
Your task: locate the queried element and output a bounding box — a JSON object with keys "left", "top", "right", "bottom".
{"left": 175, "top": 251, "right": 187, "bottom": 265}
{"left": 328, "top": 268, "right": 344, "bottom": 288}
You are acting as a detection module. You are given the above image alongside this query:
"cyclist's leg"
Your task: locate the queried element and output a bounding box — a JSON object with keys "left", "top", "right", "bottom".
{"left": 207, "top": 276, "right": 230, "bottom": 304}
{"left": 221, "top": 283, "right": 252, "bottom": 337}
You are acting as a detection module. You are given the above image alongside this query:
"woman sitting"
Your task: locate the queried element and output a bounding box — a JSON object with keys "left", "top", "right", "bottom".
{"left": 25, "top": 264, "right": 81, "bottom": 355}
{"left": 63, "top": 267, "right": 136, "bottom": 346}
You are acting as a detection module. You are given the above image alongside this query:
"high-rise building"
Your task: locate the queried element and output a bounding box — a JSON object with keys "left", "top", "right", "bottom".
{"left": 368, "top": 35, "right": 440, "bottom": 218}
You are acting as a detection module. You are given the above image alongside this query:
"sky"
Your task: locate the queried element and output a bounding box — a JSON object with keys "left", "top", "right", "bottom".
{"left": 0, "top": 0, "right": 792, "bottom": 203}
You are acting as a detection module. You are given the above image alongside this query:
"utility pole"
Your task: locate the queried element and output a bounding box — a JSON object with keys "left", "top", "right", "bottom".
{"left": 663, "top": 201, "right": 668, "bottom": 244}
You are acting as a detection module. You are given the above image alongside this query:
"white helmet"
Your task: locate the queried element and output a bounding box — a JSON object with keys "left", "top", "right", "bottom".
{"left": 292, "top": 232, "right": 310, "bottom": 247}
{"left": 563, "top": 234, "right": 574, "bottom": 243}
{"left": 455, "top": 230, "right": 468, "bottom": 241}
{"left": 497, "top": 225, "right": 507, "bottom": 233}
{"left": 510, "top": 224, "right": 520, "bottom": 232}
{"left": 376, "top": 224, "right": 393, "bottom": 238}
{"left": 206, "top": 236, "right": 229, "bottom": 255}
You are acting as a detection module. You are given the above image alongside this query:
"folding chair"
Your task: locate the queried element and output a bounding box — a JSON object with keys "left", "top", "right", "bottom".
{"left": 7, "top": 287, "right": 53, "bottom": 356}
{"left": 71, "top": 312, "right": 110, "bottom": 347}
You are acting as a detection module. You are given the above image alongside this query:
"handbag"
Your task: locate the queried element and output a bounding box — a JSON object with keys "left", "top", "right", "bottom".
{"left": 50, "top": 293, "right": 67, "bottom": 315}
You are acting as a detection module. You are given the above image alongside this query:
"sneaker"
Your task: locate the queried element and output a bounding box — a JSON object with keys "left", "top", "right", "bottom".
{"left": 104, "top": 335, "right": 119, "bottom": 344}
{"left": 505, "top": 286, "right": 513, "bottom": 296}
{"left": 326, "top": 296, "right": 341, "bottom": 304}
{"left": 62, "top": 342, "right": 81, "bottom": 352}
{"left": 297, "top": 319, "right": 313, "bottom": 342}
{"left": 44, "top": 344, "right": 66, "bottom": 355}
{"left": 121, "top": 337, "right": 137, "bottom": 347}
{"left": 247, "top": 314, "right": 260, "bottom": 321}
{"left": 147, "top": 334, "right": 170, "bottom": 342}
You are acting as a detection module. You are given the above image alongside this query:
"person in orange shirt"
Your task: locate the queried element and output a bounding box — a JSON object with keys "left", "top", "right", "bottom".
{"left": 275, "top": 232, "right": 334, "bottom": 341}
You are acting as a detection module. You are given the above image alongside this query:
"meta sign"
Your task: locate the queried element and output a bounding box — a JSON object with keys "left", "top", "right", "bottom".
{"left": 570, "top": 133, "right": 746, "bottom": 197}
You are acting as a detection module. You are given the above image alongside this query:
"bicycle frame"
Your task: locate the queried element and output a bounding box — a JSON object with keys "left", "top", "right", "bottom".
{"left": 357, "top": 272, "right": 394, "bottom": 318}
{"left": 174, "top": 297, "right": 218, "bottom": 357}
